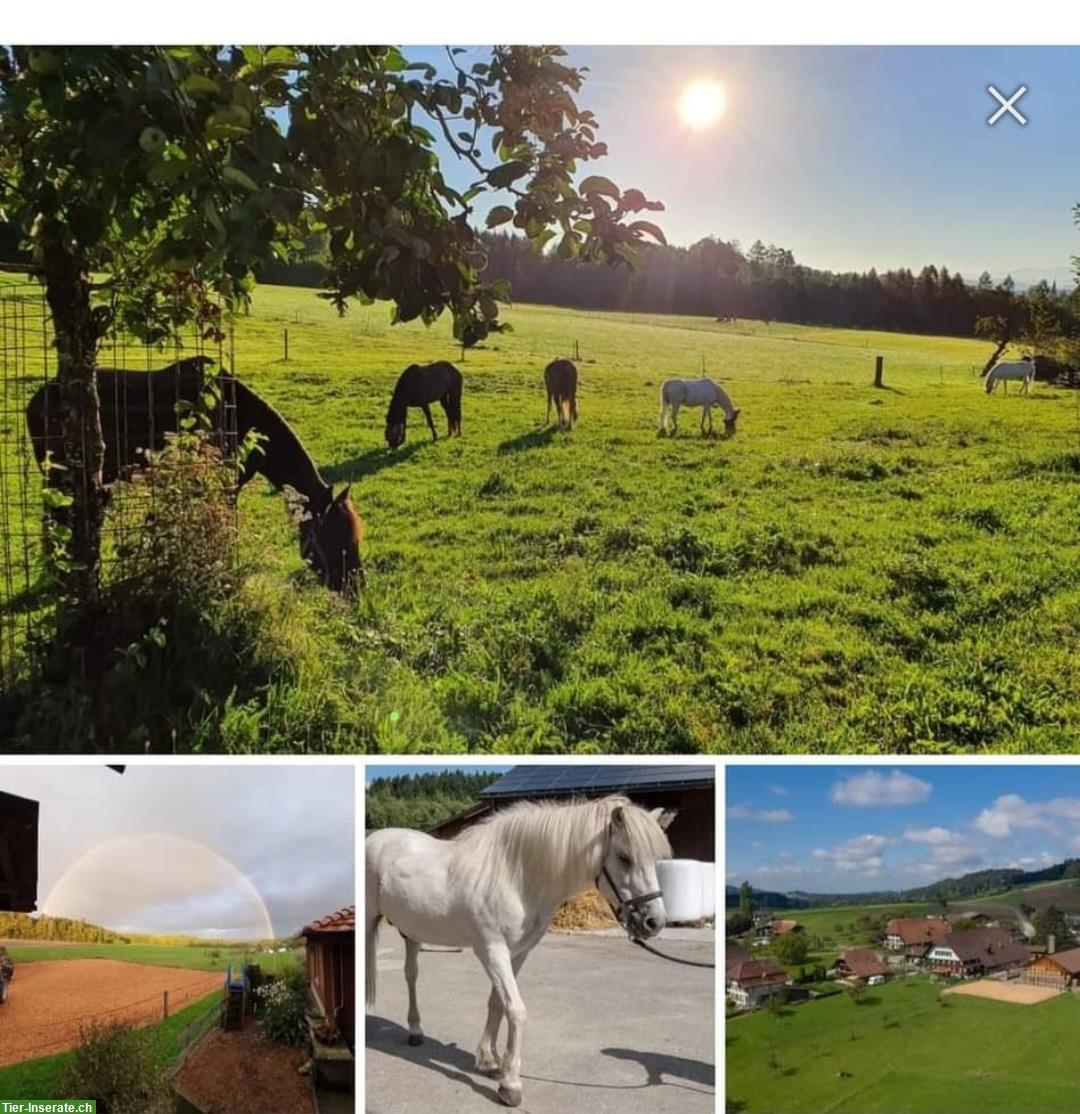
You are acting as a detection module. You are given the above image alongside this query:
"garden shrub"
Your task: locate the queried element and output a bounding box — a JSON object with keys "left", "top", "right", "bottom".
{"left": 256, "top": 972, "right": 309, "bottom": 1046}
{"left": 56, "top": 1020, "right": 168, "bottom": 1114}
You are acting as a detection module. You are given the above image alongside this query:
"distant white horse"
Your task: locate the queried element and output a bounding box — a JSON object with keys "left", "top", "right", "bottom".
{"left": 658, "top": 377, "right": 741, "bottom": 437}
{"left": 985, "top": 356, "right": 1035, "bottom": 395}
{"left": 366, "top": 795, "right": 674, "bottom": 1108}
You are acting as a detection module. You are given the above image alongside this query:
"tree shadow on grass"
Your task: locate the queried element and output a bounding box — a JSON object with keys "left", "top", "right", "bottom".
{"left": 365, "top": 1015, "right": 503, "bottom": 1106}
{"left": 497, "top": 425, "right": 560, "bottom": 455}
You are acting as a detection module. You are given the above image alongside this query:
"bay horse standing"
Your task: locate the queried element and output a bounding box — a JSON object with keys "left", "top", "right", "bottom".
{"left": 25, "top": 355, "right": 363, "bottom": 594}
{"left": 984, "top": 356, "right": 1035, "bottom": 395}
{"left": 367, "top": 795, "right": 674, "bottom": 1108}
{"left": 544, "top": 358, "right": 578, "bottom": 429}
{"left": 385, "top": 361, "right": 463, "bottom": 448}
{"left": 658, "top": 377, "right": 741, "bottom": 437}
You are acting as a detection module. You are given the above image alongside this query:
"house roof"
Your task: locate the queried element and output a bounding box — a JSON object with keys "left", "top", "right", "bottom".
{"left": 1038, "top": 946, "right": 1080, "bottom": 975}
{"left": 934, "top": 928, "right": 1030, "bottom": 967}
{"left": 480, "top": 765, "right": 714, "bottom": 800}
{"left": 771, "top": 919, "right": 801, "bottom": 935}
{"left": 302, "top": 905, "right": 355, "bottom": 937}
{"left": 728, "top": 960, "right": 788, "bottom": 989}
{"left": 886, "top": 916, "right": 950, "bottom": 946}
{"left": 726, "top": 944, "right": 752, "bottom": 973}
{"left": 835, "top": 948, "right": 889, "bottom": 979}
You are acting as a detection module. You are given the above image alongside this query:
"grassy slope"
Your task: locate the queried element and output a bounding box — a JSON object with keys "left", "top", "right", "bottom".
{"left": 5, "top": 275, "right": 1080, "bottom": 750}
{"left": 5, "top": 942, "right": 301, "bottom": 972}
{"left": 779, "top": 902, "right": 930, "bottom": 946}
{"left": 726, "top": 976, "right": 1080, "bottom": 1113}
{"left": 0, "top": 988, "right": 220, "bottom": 1100}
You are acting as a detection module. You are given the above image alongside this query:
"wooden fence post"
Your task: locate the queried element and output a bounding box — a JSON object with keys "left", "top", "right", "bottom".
{"left": 284, "top": 329, "right": 289, "bottom": 362}
{"left": 874, "top": 355, "right": 884, "bottom": 388}
{"left": 164, "top": 989, "right": 170, "bottom": 1018}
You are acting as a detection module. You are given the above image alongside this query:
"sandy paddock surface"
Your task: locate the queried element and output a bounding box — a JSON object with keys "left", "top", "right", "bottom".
{"left": 0, "top": 959, "right": 222, "bottom": 1066}
{"left": 174, "top": 1025, "right": 316, "bottom": 1114}
{"left": 943, "top": 979, "right": 1061, "bottom": 1005}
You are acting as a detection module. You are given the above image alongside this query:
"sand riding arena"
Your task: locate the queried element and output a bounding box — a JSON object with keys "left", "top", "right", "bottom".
{"left": 943, "top": 979, "right": 1062, "bottom": 1006}
{"left": 0, "top": 959, "right": 222, "bottom": 1066}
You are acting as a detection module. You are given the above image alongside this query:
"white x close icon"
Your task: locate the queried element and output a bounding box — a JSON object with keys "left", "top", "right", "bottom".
{"left": 987, "top": 84, "right": 1028, "bottom": 126}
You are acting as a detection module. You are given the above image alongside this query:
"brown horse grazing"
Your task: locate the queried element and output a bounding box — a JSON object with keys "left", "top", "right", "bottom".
{"left": 385, "top": 361, "right": 463, "bottom": 449}
{"left": 544, "top": 358, "right": 578, "bottom": 429}
{"left": 25, "top": 356, "right": 363, "bottom": 595}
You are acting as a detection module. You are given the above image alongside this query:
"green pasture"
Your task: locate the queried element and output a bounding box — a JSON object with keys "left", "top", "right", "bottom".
{"left": 3, "top": 274, "right": 1080, "bottom": 751}
{"left": 0, "top": 988, "right": 220, "bottom": 1100}
{"left": 776, "top": 902, "right": 931, "bottom": 947}
{"left": 4, "top": 941, "right": 302, "bottom": 973}
{"left": 727, "top": 976, "right": 1080, "bottom": 1113}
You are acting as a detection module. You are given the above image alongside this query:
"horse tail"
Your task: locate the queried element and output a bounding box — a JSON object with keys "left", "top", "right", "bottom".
{"left": 366, "top": 913, "right": 382, "bottom": 1007}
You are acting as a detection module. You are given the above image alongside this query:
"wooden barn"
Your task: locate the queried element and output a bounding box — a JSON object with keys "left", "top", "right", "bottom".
{"left": 0, "top": 790, "right": 39, "bottom": 913}
{"left": 427, "top": 765, "right": 715, "bottom": 861}
{"left": 1020, "top": 946, "right": 1080, "bottom": 990}
{"left": 302, "top": 905, "right": 355, "bottom": 1048}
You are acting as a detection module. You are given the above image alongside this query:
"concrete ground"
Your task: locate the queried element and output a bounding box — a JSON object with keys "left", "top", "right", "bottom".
{"left": 366, "top": 928, "right": 715, "bottom": 1114}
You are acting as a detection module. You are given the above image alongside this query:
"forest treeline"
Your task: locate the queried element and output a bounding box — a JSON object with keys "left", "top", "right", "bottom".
{"left": 366, "top": 770, "right": 501, "bottom": 832}
{"left": 0, "top": 910, "right": 258, "bottom": 947}
{"left": 255, "top": 229, "right": 1079, "bottom": 343}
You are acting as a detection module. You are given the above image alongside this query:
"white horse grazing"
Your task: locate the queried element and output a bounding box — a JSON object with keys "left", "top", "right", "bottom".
{"left": 658, "top": 377, "right": 741, "bottom": 437}
{"left": 366, "top": 795, "right": 674, "bottom": 1108}
{"left": 985, "top": 356, "right": 1035, "bottom": 395}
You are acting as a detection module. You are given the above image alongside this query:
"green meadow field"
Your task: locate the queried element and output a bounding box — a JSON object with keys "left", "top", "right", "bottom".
{"left": 726, "top": 976, "right": 1080, "bottom": 1113}
{"left": 2, "top": 940, "right": 301, "bottom": 973}
{"left": 3, "top": 275, "right": 1079, "bottom": 750}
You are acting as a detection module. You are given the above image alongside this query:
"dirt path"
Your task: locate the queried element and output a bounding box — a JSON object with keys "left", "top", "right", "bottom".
{"left": 0, "top": 959, "right": 222, "bottom": 1066}
{"left": 944, "top": 979, "right": 1060, "bottom": 1005}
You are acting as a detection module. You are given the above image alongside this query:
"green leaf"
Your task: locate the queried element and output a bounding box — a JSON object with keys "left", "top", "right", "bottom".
{"left": 579, "top": 175, "right": 620, "bottom": 200}
{"left": 628, "top": 220, "right": 666, "bottom": 245}
{"left": 485, "top": 205, "right": 514, "bottom": 228}
{"left": 557, "top": 232, "right": 579, "bottom": 260}
{"left": 265, "top": 47, "right": 298, "bottom": 66}
{"left": 181, "top": 74, "right": 219, "bottom": 97}
{"left": 487, "top": 161, "right": 529, "bottom": 189}
{"left": 223, "top": 165, "right": 258, "bottom": 191}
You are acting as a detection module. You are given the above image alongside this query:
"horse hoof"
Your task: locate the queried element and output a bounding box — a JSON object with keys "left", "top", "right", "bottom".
{"left": 498, "top": 1086, "right": 523, "bottom": 1107}
{"left": 408, "top": 1033, "right": 424, "bottom": 1047}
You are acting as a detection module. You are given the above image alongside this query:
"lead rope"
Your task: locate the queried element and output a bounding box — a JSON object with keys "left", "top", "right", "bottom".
{"left": 632, "top": 938, "right": 716, "bottom": 969}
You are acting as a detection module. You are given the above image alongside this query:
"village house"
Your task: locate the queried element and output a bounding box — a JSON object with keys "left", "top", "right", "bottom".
{"left": 771, "top": 919, "right": 802, "bottom": 936}
{"left": 884, "top": 915, "right": 950, "bottom": 959}
{"left": 727, "top": 958, "right": 789, "bottom": 1009}
{"left": 831, "top": 948, "right": 890, "bottom": 985}
{"left": 1020, "top": 945, "right": 1080, "bottom": 991}
{"left": 925, "top": 927, "right": 1031, "bottom": 979}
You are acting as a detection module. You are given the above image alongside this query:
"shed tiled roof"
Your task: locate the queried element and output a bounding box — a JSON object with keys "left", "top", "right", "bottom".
{"left": 728, "top": 959, "right": 788, "bottom": 989}
{"left": 1037, "top": 946, "right": 1080, "bottom": 975}
{"left": 772, "top": 919, "right": 801, "bottom": 935}
{"left": 726, "top": 944, "right": 752, "bottom": 973}
{"left": 835, "top": 948, "right": 889, "bottom": 979}
{"left": 302, "top": 905, "right": 355, "bottom": 936}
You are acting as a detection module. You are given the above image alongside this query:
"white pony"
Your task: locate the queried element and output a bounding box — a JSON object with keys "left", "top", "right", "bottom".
{"left": 366, "top": 795, "right": 674, "bottom": 1108}
{"left": 985, "top": 355, "right": 1035, "bottom": 395}
{"left": 658, "top": 377, "right": 741, "bottom": 437}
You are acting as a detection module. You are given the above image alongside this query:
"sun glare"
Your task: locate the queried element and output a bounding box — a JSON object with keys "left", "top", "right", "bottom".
{"left": 679, "top": 80, "right": 727, "bottom": 130}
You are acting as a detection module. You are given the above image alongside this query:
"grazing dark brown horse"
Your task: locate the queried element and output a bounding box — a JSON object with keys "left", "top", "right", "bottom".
{"left": 544, "top": 359, "right": 578, "bottom": 429}
{"left": 385, "top": 362, "right": 463, "bottom": 449}
{"left": 25, "top": 356, "right": 363, "bottom": 595}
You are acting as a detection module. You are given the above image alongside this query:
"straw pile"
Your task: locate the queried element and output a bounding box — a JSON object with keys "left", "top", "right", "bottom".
{"left": 550, "top": 888, "right": 618, "bottom": 931}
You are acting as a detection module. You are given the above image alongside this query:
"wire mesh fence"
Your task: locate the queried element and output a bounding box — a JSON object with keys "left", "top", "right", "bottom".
{"left": 0, "top": 271, "right": 240, "bottom": 693}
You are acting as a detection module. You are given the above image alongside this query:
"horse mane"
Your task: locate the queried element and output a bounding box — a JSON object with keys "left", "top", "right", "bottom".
{"left": 448, "top": 795, "right": 671, "bottom": 898}
{"left": 386, "top": 365, "right": 419, "bottom": 424}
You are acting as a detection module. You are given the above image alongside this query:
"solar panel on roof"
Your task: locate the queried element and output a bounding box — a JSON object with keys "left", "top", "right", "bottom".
{"left": 479, "top": 765, "right": 713, "bottom": 799}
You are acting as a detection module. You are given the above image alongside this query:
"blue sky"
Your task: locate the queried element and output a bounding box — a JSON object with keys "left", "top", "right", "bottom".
{"left": 727, "top": 766, "right": 1080, "bottom": 894}
{"left": 407, "top": 46, "right": 1080, "bottom": 283}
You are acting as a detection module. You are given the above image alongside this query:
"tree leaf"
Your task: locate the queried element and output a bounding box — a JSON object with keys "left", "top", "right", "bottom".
{"left": 485, "top": 205, "right": 514, "bottom": 228}
{"left": 181, "top": 74, "right": 219, "bottom": 97}
{"left": 487, "top": 160, "right": 529, "bottom": 189}
{"left": 223, "top": 165, "right": 258, "bottom": 191}
{"left": 579, "top": 175, "right": 620, "bottom": 200}
{"left": 628, "top": 220, "right": 666, "bottom": 244}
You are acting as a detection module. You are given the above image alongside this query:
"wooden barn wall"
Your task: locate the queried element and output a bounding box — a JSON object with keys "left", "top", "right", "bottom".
{"left": 307, "top": 935, "right": 356, "bottom": 1048}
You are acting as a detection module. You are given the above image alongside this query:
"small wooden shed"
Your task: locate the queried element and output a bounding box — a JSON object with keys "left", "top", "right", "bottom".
{"left": 0, "top": 790, "right": 39, "bottom": 913}
{"left": 302, "top": 905, "right": 355, "bottom": 1048}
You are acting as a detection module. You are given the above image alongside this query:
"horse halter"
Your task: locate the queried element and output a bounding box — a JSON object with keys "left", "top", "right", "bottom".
{"left": 595, "top": 851, "right": 663, "bottom": 928}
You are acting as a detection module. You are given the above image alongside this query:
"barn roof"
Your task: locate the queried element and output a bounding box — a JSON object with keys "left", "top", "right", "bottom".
{"left": 1039, "top": 946, "right": 1080, "bottom": 975}
{"left": 480, "top": 765, "right": 714, "bottom": 800}
{"left": 726, "top": 943, "right": 753, "bottom": 972}
{"left": 886, "top": 916, "right": 950, "bottom": 946}
{"left": 302, "top": 905, "right": 355, "bottom": 937}
{"left": 935, "top": 928, "right": 1030, "bottom": 966}
{"left": 727, "top": 960, "right": 788, "bottom": 988}
{"left": 835, "top": 948, "right": 889, "bottom": 979}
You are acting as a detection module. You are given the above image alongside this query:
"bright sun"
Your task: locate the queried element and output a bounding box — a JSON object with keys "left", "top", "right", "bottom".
{"left": 679, "top": 80, "right": 727, "bottom": 130}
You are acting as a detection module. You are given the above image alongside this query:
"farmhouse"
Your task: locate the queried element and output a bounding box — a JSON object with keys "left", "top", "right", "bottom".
{"left": 884, "top": 915, "right": 949, "bottom": 959}
{"left": 302, "top": 904, "right": 355, "bottom": 1047}
{"left": 831, "top": 948, "right": 890, "bottom": 985}
{"left": 1020, "top": 946, "right": 1080, "bottom": 991}
{"left": 771, "top": 919, "right": 803, "bottom": 936}
{"left": 926, "top": 928, "right": 1031, "bottom": 979}
{"left": 428, "top": 765, "right": 715, "bottom": 861}
{"left": 726, "top": 943, "right": 753, "bottom": 970}
{"left": 727, "top": 958, "right": 788, "bottom": 1009}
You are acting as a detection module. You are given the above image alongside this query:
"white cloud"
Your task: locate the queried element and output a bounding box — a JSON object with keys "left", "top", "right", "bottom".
{"left": 812, "top": 834, "right": 890, "bottom": 875}
{"left": 768, "top": 785, "right": 790, "bottom": 797}
{"left": 727, "top": 804, "right": 794, "bottom": 823}
{"left": 974, "top": 795, "right": 1080, "bottom": 838}
{"left": 753, "top": 864, "right": 816, "bottom": 878}
{"left": 829, "top": 770, "right": 932, "bottom": 808}
{"left": 903, "top": 826, "right": 960, "bottom": 845}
